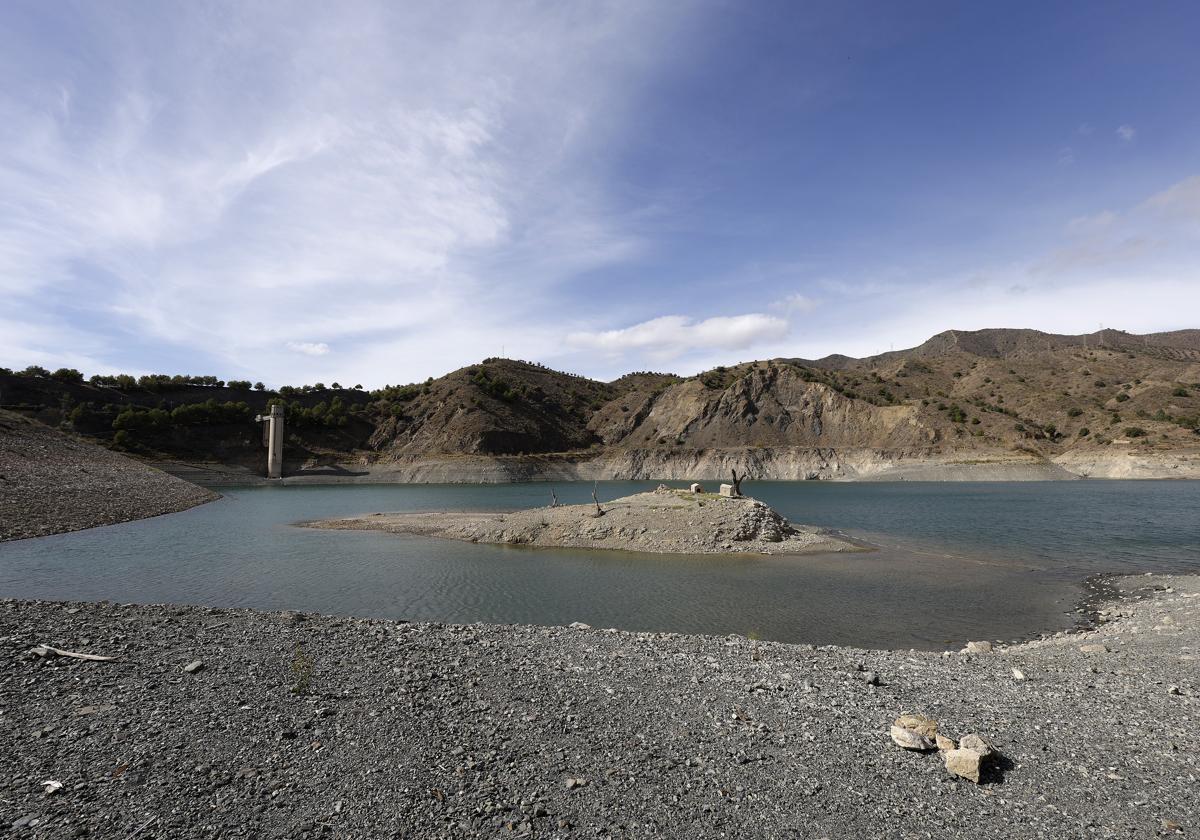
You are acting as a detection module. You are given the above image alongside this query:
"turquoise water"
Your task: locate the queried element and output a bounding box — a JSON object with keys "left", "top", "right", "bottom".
{"left": 1, "top": 481, "right": 1197, "bottom": 649}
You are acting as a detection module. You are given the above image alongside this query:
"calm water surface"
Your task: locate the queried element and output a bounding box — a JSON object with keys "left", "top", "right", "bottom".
{"left": 1, "top": 481, "right": 1197, "bottom": 649}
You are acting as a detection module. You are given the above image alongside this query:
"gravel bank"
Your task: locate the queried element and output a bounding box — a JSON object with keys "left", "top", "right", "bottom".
{"left": 0, "top": 411, "right": 216, "bottom": 542}
{"left": 303, "top": 488, "right": 862, "bottom": 556}
{"left": 2, "top": 574, "right": 1196, "bottom": 838}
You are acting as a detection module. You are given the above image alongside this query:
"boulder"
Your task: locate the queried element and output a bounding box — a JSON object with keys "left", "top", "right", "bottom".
{"left": 893, "top": 713, "right": 938, "bottom": 739}
{"left": 958, "top": 733, "right": 995, "bottom": 758}
{"left": 890, "top": 714, "right": 938, "bottom": 751}
{"left": 935, "top": 734, "right": 957, "bottom": 752}
{"left": 944, "top": 733, "right": 998, "bottom": 783}
{"left": 943, "top": 748, "right": 984, "bottom": 783}
{"left": 890, "top": 725, "right": 936, "bottom": 751}
{"left": 964, "top": 640, "right": 993, "bottom": 654}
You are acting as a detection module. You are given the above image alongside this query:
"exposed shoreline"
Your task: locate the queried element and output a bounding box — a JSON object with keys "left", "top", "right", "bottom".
{"left": 3, "top": 573, "right": 1196, "bottom": 837}
{"left": 0, "top": 410, "right": 217, "bottom": 543}
{"left": 302, "top": 488, "right": 865, "bottom": 556}
{"left": 155, "top": 445, "right": 1200, "bottom": 487}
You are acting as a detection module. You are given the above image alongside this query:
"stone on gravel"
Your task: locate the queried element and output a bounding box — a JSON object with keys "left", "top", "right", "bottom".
{"left": 935, "top": 734, "right": 957, "bottom": 752}
{"left": 893, "top": 713, "right": 938, "bottom": 739}
{"left": 964, "top": 640, "right": 993, "bottom": 653}
{"left": 1012, "top": 667, "right": 1026, "bottom": 680}
{"left": 944, "top": 748, "right": 985, "bottom": 783}
{"left": 183, "top": 660, "right": 205, "bottom": 674}
{"left": 890, "top": 725, "right": 936, "bottom": 751}
{"left": 958, "top": 733, "right": 995, "bottom": 758}
{"left": 1079, "top": 643, "right": 1109, "bottom": 654}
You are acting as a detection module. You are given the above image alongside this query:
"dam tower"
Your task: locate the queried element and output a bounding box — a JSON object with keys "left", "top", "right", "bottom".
{"left": 255, "top": 404, "right": 285, "bottom": 479}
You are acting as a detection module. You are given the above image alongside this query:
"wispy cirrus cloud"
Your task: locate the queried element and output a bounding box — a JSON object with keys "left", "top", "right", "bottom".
{"left": 0, "top": 1, "right": 701, "bottom": 384}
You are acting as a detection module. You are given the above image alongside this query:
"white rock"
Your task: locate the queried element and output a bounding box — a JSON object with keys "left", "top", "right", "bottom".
{"left": 1011, "top": 667, "right": 1026, "bottom": 681}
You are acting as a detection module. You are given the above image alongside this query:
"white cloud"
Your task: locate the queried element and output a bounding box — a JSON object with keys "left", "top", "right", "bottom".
{"left": 286, "top": 341, "right": 331, "bottom": 357}
{"left": 0, "top": 2, "right": 699, "bottom": 385}
{"left": 771, "top": 292, "right": 819, "bottom": 314}
{"left": 1116, "top": 124, "right": 1136, "bottom": 142}
{"left": 566, "top": 313, "right": 789, "bottom": 361}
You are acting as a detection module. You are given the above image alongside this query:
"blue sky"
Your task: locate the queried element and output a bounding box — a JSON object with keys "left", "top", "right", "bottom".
{"left": 2, "top": 1, "right": 1199, "bottom": 387}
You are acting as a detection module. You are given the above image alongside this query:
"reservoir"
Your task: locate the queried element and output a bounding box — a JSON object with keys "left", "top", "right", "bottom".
{"left": 2, "top": 480, "right": 1198, "bottom": 649}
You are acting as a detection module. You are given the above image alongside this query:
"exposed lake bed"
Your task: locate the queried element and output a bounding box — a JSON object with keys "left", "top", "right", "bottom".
{"left": 302, "top": 487, "right": 866, "bottom": 556}
{"left": 4, "top": 572, "right": 1197, "bottom": 837}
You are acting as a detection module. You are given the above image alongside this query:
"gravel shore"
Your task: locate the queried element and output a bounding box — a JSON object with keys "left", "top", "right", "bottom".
{"left": 2, "top": 574, "right": 1196, "bottom": 838}
{"left": 304, "top": 488, "right": 862, "bottom": 556}
{"left": 0, "top": 411, "right": 216, "bottom": 542}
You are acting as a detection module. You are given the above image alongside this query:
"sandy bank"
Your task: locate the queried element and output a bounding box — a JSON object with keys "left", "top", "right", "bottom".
{"left": 2, "top": 574, "right": 1196, "bottom": 837}
{"left": 0, "top": 410, "right": 216, "bottom": 542}
{"left": 303, "top": 487, "right": 863, "bottom": 555}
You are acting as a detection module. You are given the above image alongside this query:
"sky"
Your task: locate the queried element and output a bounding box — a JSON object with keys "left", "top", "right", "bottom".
{"left": 2, "top": 1, "right": 1199, "bottom": 387}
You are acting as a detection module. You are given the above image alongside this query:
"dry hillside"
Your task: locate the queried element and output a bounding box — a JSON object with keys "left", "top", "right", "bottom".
{"left": 361, "top": 330, "right": 1200, "bottom": 463}
{"left": 3, "top": 329, "right": 1199, "bottom": 479}
{"left": 0, "top": 409, "right": 215, "bottom": 541}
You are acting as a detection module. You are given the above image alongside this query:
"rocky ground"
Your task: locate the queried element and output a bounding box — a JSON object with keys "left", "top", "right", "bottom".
{"left": 1, "top": 574, "right": 1196, "bottom": 838}
{"left": 303, "top": 487, "right": 862, "bottom": 555}
{"left": 0, "top": 410, "right": 216, "bottom": 542}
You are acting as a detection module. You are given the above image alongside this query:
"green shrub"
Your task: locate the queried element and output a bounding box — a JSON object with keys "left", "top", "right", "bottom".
{"left": 1078, "top": 427, "right": 1090, "bottom": 437}
{"left": 1124, "top": 427, "right": 1147, "bottom": 438}
{"left": 1067, "top": 407, "right": 1083, "bottom": 417}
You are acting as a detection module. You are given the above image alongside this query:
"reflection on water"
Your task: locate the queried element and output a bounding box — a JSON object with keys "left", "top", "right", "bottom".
{"left": 1, "top": 480, "right": 1197, "bottom": 649}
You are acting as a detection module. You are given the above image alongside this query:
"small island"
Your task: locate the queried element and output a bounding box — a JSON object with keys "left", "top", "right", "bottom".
{"left": 303, "top": 485, "right": 865, "bottom": 555}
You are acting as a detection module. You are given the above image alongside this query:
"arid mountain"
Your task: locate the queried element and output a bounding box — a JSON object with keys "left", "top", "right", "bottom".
{"left": 362, "top": 329, "right": 1200, "bottom": 462}
{"left": 3, "top": 328, "right": 1199, "bottom": 480}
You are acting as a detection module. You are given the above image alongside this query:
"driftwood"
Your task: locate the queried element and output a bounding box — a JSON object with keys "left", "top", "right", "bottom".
{"left": 730, "top": 469, "right": 745, "bottom": 496}
{"left": 550, "top": 489, "right": 560, "bottom": 508}
{"left": 31, "top": 645, "right": 115, "bottom": 662}
{"left": 591, "top": 482, "right": 605, "bottom": 517}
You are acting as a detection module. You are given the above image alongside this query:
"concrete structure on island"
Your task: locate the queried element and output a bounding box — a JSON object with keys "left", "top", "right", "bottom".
{"left": 255, "top": 404, "right": 284, "bottom": 479}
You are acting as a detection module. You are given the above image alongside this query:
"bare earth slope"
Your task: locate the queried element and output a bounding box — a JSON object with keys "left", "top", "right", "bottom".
{"left": 1, "top": 574, "right": 1196, "bottom": 837}
{"left": 0, "top": 409, "right": 216, "bottom": 541}
{"left": 306, "top": 487, "right": 861, "bottom": 555}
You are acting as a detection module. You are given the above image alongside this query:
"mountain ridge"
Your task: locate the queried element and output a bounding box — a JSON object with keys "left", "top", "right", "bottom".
{"left": 3, "top": 327, "right": 1199, "bottom": 480}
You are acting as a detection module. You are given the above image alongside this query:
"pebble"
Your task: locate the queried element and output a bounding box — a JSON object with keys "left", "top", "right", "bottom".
{"left": 183, "top": 660, "right": 205, "bottom": 674}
